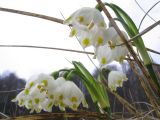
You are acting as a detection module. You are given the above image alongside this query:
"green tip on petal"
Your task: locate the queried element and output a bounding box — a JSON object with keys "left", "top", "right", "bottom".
{"left": 101, "top": 57, "right": 107, "bottom": 65}
{"left": 97, "top": 36, "right": 104, "bottom": 46}
{"left": 99, "top": 21, "right": 105, "bottom": 27}
{"left": 19, "top": 99, "right": 24, "bottom": 106}
{"left": 47, "top": 102, "right": 53, "bottom": 108}
{"left": 71, "top": 104, "right": 78, "bottom": 111}
{"left": 77, "top": 16, "right": 84, "bottom": 23}
{"left": 41, "top": 80, "right": 48, "bottom": 87}
{"left": 34, "top": 98, "right": 40, "bottom": 104}
{"left": 29, "top": 82, "right": 34, "bottom": 88}
{"left": 59, "top": 94, "right": 64, "bottom": 101}
{"left": 25, "top": 89, "right": 30, "bottom": 95}
{"left": 69, "top": 29, "right": 77, "bottom": 37}
{"left": 117, "top": 79, "right": 123, "bottom": 87}
{"left": 82, "top": 38, "right": 90, "bottom": 47}
{"left": 70, "top": 96, "right": 78, "bottom": 103}
{"left": 49, "top": 95, "right": 54, "bottom": 99}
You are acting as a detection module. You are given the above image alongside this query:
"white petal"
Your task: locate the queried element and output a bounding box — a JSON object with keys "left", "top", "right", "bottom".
{"left": 108, "top": 71, "right": 128, "bottom": 91}
{"left": 96, "top": 44, "right": 114, "bottom": 65}
{"left": 64, "top": 7, "right": 106, "bottom": 28}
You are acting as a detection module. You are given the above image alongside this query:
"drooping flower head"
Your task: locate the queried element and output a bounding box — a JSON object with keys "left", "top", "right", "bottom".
{"left": 25, "top": 73, "right": 54, "bottom": 90}
{"left": 12, "top": 74, "right": 87, "bottom": 113}
{"left": 64, "top": 7, "right": 106, "bottom": 29}
{"left": 54, "top": 80, "right": 88, "bottom": 111}
{"left": 96, "top": 27, "right": 129, "bottom": 65}
{"left": 108, "top": 71, "right": 128, "bottom": 91}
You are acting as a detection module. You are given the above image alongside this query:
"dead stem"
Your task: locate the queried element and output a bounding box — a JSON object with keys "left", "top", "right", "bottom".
{"left": 107, "top": 87, "right": 141, "bottom": 116}
{"left": 0, "top": 7, "right": 160, "bottom": 56}
{"left": 99, "top": 73, "right": 140, "bottom": 116}
{"left": 0, "top": 44, "right": 94, "bottom": 55}
{"left": 0, "top": 4, "right": 160, "bottom": 118}
{"left": 96, "top": 0, "right": 160, "bottom": 117}
{"left": 127, "top": 55, "right": 160, "bottom": 117}
{"left": 0, "top": 7, "right": 63, "bottom": 24}
{"left": 0, "top": 88, "right": 24, "bottom": 93}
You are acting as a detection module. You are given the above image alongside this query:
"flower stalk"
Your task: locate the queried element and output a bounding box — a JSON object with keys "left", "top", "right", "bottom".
{"left": 96, "top": 0, "right": 160, "bottom": 117}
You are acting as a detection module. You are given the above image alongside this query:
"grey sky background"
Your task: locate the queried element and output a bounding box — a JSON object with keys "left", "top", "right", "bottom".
{"left": 0, "top": 0, "right": 159, "bottom": 79}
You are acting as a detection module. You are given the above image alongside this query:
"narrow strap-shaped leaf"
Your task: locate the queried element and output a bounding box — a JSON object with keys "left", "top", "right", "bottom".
{"left": 72, "top": 61, "right": 111, "bottom": 115}
{"left": 97, "top": 3, "right": 160, "bottom": 94}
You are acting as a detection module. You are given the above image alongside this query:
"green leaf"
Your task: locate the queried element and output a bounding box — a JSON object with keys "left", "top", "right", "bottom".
{"left": 96, "top": 2, "right": 160, "bottom": 95}
{"left": 72, "top": 61, "right": 111, "bottom": 112}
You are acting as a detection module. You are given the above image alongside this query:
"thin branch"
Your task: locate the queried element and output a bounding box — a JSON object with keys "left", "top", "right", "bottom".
{"left": 132, "top": 101, "right": 154, "bottom": 108}
{"left": 115, "top": 20, "right": 160, "bottom": 47}
{"left": 137, "top": 1, "right": 160, "bottom": 30}
{"left": 1, "top": 44, "right": 160, "bottom": 67}
{"left": 0, "top": 44, "right": 94, "bottom": 55}
{"left": 0, "top": 88, "right": 24, "bottom": 93}
{"left": 0, "top": 7, "right": 63, "bottom": 24}
{"left": 60, "top": 11, "right": 99, "bottom": 71}
{"left": 0, "top": 112, "right": 9, "bottom": 118}
{"left": 134, "top": 0, "right": 158, "bottom": 25}
{"left": 126, "top": 57, "right": 160, "bottom": 67}
{"left": 146, "top": 47, "right": 160, "bottom": 56}
{"left": 130, "top": 20, "right": 160, "bottom": 41}
{"left": 0, "top": 7, "right": 160, "bottom": 57}
{"left": 96, "top": 0, "right": 160, "bottom": 117}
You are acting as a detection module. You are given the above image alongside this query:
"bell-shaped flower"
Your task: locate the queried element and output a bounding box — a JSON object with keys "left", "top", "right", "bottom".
{"left": 108, "top": 71, "right": 128, "bottom": 91}
{"left": 40, "top": 99, "right": 54, "bottom": 112}
{"left": 25, "top": 84, "right": 47, "bottom": 113}
{"left": 96, "top": 27, "right": 129, "bottom": 65}
{"left": 13, "top": 74, "right": 87, "bottom": 112}
{"left": 54, "top": 80, "right": 88, "bottom": 111}
{"left": 25, "top": 73, "right": 54, "bottom": 90}
{"left": 64, "top": 7, "right": 106, "bottom": 29}
{"left": 12, "top": 84, "right": 47, "bottom": 113}
{"left": 75, "top": 25, "right": 111, "bottom": 49}
{"left": 96, "top": 44, "right": 114, "bottom": 65}
{"left": 12, "top": 90, "right": 27, "bottom": 107}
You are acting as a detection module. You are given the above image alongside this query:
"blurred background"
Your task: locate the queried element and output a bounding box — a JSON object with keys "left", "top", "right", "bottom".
{"left": 0, "top": 0, "right": 159, "bottom": 118}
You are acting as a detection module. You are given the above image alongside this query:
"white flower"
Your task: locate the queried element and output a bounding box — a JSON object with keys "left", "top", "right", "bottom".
{"left": 12, "top": 84, "right": 47, "bottom": 113}
{"left": 96, "top": 44, "right": 114, "bottom": 65}
{"left": 64, "top": 7, "right": 106, "bottom": 29}
{"left": 13, "top": 74, "right": 87, "bottom": 112}
{"left": 112, "top": 34, "right": 129, "bottom": 62}
{"left": 73, "top": 25, "right": 111, "bottom": 49}
{"left": 12, "top": 90, "right": 26, "bottom": 107}
{"left": 96, "top": 27, "right": 129, "bottom": 65}
{"left": 25, "top": 84, "right": 47, "bottom": 113}
{"left": 41, "top": 99, "right": 54, "bottom": 112}
{"left": 106, "top": 27, "right": 129, "bottom": 62}
{"left": 76, "top": 28, "right": 93, "bottom": 48}
{"left": 64, "top": 7, "right": 107, "bottom": 49}
{"left": 54, "top": 80, "right": 88, "bottom": 111}
{"left": 25, "top": 73, "right": 54, "bottom": 89}
{"left": 108, "top": 71, "right": 128, "bottom": 91}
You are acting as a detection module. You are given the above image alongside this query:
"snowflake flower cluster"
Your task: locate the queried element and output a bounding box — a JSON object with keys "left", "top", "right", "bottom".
{"left": 12, "top": 74, "right": 88, "bottom": 113}
{"left": 13, "top": 7, "right": 129, "bottom": 111}
{"left": 64, "top": 7, "right": 128, "bottom": 91}
{"left": 64, "top": 7, "right": 129, "bottom": 65}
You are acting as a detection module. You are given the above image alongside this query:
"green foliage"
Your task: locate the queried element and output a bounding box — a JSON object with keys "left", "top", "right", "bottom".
{"left": 96, "top": 3, "right": 160, "bottom": 95}
{"left": 72, "top": 61, "right": 111, "bottom": 115}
